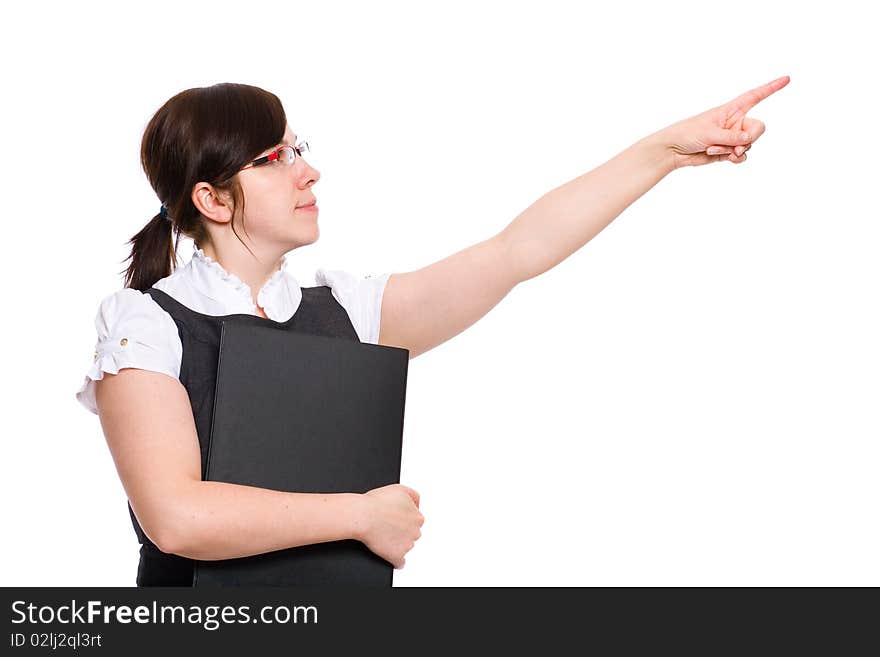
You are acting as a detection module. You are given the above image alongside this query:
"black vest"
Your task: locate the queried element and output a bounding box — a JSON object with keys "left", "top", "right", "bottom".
{"left": 132, "top": 285, "right": 361, "bottom": 586}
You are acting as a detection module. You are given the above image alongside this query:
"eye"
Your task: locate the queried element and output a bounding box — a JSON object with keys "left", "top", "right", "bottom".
{"left": 270, "top": 146, "right": 292, "bottom": 165}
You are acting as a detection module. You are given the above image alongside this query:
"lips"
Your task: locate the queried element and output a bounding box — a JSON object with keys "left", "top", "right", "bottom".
{"left": 296, "top": 200, "right": 317, "bottom": 208}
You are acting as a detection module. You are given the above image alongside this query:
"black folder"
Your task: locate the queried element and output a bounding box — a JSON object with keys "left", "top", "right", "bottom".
{"left": 192, "top": 320, "right": 409, "bottom": 587}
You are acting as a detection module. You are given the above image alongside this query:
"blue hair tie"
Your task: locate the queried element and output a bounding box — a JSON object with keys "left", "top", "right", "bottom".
{"left": 159, "top": 204, "right": 170, "bottom": 220}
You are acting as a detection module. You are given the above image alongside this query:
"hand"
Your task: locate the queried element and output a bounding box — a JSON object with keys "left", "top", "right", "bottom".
{"left": 661, "top": 75, "right": 790, "bottom": 171}
{"left": 357, "top": 483, "right": 425, "bottom": 569}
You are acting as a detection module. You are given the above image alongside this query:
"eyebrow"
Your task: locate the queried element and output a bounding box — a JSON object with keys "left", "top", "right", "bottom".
{"left": 262, "top": 135, "right": 297, "bottom": 157}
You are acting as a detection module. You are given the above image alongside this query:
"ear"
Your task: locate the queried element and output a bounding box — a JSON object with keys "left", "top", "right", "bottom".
{"left": 191, "top": 183, "right": 233, "bottom": 224}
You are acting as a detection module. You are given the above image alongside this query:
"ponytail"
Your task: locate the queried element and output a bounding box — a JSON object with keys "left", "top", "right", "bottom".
{"left": 120, "top": 207, "right": 179, "bottom": 292}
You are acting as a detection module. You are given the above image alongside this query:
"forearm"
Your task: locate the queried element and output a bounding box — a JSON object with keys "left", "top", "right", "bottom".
{"left": 158, "top": 480, "right": 366, "bottom": 561}
{"left": 499, "top": 129, "right": 674, "bottom": 283}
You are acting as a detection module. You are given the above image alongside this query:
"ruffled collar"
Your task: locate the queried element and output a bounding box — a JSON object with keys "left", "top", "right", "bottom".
{"left": 184, "top": 247, "right": 302, "bottom": 321}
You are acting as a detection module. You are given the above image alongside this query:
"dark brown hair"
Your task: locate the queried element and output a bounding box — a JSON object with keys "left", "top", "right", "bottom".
{"left": 121, "top": 83, "right": 288, "bottom": 291}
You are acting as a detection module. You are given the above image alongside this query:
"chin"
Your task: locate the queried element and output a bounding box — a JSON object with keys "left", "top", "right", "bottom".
{"left": 296, "top": 227, "right": 319, "bottom": 247}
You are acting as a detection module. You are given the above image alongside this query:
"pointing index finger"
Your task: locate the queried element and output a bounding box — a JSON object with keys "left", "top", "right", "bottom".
{"left": 728, "top": 75, "right": 791, "bottom": 115}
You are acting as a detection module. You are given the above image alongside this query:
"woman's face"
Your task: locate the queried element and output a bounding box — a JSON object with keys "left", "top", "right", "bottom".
{"left": 234, "top": 124, "right": 322, "bottom": 250}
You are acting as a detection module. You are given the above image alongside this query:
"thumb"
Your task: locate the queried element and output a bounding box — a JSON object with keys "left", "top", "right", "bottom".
{"left": 709, "top": 127, "right": 751, "bottom": 146}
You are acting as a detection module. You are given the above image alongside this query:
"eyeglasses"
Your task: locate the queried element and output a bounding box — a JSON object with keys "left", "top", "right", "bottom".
{"left": 239, "top": 140, "right": 310, "bottom": 171}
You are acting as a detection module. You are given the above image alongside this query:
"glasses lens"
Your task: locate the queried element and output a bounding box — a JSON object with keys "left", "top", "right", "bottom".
{"left": 279, "top": 146, "right": 296, "bottom": 164}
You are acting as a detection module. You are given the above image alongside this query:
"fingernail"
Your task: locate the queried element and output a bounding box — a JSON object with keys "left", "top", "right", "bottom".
{"left": 742, "top": 132, "right": 750, "bottom": 141}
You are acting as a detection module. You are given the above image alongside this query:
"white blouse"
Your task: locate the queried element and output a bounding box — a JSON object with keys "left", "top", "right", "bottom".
{"left": 76, "top": 246, "right": 391, "bottom": 415}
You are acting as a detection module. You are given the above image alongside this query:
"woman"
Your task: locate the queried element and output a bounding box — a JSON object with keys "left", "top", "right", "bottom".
{"left": 77, "top": 77, "right": 789, "bottom": 586}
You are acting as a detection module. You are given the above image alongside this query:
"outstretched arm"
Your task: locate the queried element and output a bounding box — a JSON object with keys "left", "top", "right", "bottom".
{"left": 377, "top": 131, "right": 671, "bottom": 359}
{"left": 378, "top": 76, "right": 789, "bottom": 359}
{"left": 500, "top": 129, "right": 674, "bottom": 284}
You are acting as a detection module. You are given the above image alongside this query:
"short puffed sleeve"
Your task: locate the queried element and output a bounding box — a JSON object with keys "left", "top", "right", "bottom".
{"left": 75, "top": 288, "right": 183, "bottom": 415}
{"left": 314, "top": 269, "right": 391, "bottom": 344}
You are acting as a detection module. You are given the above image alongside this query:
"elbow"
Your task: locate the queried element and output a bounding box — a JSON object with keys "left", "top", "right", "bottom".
{"left": 494, "top": 230, "right": 531, "bottom": 285}
{"left": 150, "top": 522, "right": 192, "bottom": 557}
{"left": 139, "top": 486, "right": 202, "bottom": 557}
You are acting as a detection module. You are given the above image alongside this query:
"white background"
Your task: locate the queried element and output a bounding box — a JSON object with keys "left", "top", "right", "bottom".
{"left": 1, "top": 0, "right": 877, "bottom": 586}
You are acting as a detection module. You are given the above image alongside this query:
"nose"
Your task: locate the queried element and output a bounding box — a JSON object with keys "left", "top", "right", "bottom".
{"left": 297, "top": 157, "right": 320, "bottom": 188}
